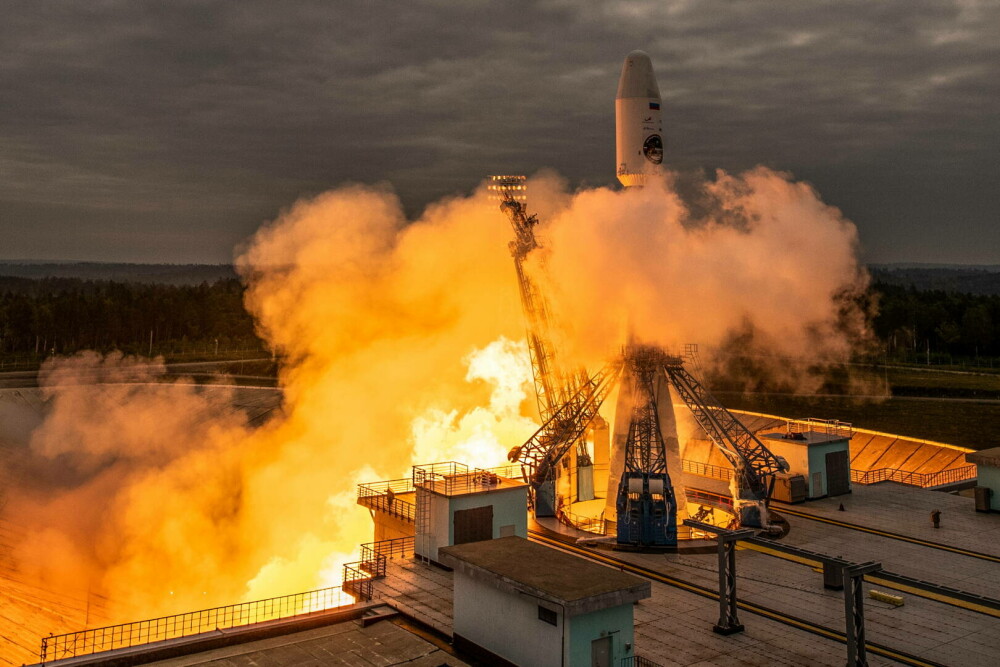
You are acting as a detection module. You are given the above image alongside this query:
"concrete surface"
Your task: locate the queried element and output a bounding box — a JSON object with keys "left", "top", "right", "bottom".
{"left": 147, "top": 617, "right": 469, "bottom": 666}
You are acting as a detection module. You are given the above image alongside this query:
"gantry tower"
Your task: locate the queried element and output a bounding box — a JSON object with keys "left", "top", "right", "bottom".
{"left": 489, "top": 177, "right": 787, "bottom": 543}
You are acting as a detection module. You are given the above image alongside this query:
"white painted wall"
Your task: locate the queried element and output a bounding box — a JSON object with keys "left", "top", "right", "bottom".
{"left": 417, "top": 486, "right": 528, "bottom": 562}
{"left": 567, "top": 604, "right": 635, "bottom": 666}
{"left": 452, "top": 574, "right": 563, "bottom": 666}
{"left": 764, "top": 436, "right": 850, "bottom": 498}
{"left": 766, "top": 439, "right": 810, "bottom": 481}
{"left": 977, "top": 465, "right": 1000, "bottom": 510}
{"left": 448, "top": 486, "right": 528, "bottom": 544}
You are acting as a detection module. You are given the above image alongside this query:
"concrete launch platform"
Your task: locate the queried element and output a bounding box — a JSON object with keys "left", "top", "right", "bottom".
{"left": 368, "top": 481, "right": 1000, "bottom": 666}
{"left": 144, "top": 616, "right": 469, "bottom": 667}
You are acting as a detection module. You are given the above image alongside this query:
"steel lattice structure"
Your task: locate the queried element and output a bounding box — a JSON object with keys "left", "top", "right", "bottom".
{"left": 616, "top": 344, "right": 676, "bottom": 545}
{"left": 621, "top": 346, "right": 669, "bottom": 476}
{"left": 661, "top": 359, "right": 788, "bottom": 525}
{"left": 498, "top": 192, "right": 571, "bottom": 424}
{"left": 493, "top": 181, "right": 786, "bottom": 532}
{"left": 508, "top": 359, "right": 621, "bottom": 486}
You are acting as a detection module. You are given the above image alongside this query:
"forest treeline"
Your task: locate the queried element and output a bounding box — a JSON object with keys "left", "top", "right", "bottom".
{"left": 873, "top": 282, "right": 998, "bottom": 364}
{"left": 0, "top": 262, "right": 237, "bottom": 285}
{"left": 0, "top": 277, "right": 263, "bottom": 361}
{"left": 0, "top": 270, "right": 998, "bottom": 367}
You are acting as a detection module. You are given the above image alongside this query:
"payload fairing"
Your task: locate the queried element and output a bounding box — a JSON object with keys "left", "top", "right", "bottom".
{"left": 616, "top": 50, "right": 663, "bottom": 187}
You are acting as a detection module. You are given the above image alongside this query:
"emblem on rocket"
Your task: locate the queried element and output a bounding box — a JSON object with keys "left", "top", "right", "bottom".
{"left": 616, "top": 50, "right": 663, "bottom": 187}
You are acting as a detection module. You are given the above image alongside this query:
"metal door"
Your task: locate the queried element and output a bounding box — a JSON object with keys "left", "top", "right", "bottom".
{"left": 591, "top": 636, "right": 612, "bottom": 667}
{"left": 826, "top": 450, "right": 850, "bottom": 496}
{"left": 812, "top": 471, "right": 824, "bottom": 498}
{"left": 453, "top": 505, "right": 493, "bottom": 544}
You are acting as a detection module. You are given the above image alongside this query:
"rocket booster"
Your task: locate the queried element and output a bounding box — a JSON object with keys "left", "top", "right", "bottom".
{"left": 616, "top": 50, "right": 663, "bottom": 187}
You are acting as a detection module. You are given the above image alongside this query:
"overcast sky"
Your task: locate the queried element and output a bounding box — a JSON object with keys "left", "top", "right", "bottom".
{"left": 2, "top": 1, "right": 997, "bottom": 263}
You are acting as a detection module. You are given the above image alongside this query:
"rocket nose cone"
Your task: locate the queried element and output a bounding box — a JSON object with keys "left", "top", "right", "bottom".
{"left": 616, "top": 50, "right": 660, "bottom": 100}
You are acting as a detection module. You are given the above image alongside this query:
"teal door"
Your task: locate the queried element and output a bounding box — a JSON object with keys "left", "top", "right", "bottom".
{"left": 591, "top": 636, "right": 612, "bottom": 667}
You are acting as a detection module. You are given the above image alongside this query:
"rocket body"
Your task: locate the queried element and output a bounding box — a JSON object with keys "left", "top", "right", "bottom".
{"left": 616, "top": 50, "right": 663, "bottom": 187}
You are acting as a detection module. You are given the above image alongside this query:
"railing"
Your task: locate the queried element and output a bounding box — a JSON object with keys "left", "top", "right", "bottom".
{"left": 621, "top": 655, "right": 664, "bottom": 667}
{"left": 787, "top": 418, "right": 854, "bottom": 438}
{"left": 486, "top": 463, "right": 527, "bottom": 481}
{"left": 357, "top": 478, "right": 417, "bottom": 522}
{"left": 558, "top": 505, "right": 609, "bottom": 535}
{"left": 358, "top": 463, "right": 526, "bottom": 531}
{"left": 344, "top": 536, "right": 416, "bottom": 603}
{"left": 413, "top": 460, "right": 469, "bottom": 481}
{"left": 681, "top": 458, "right": 734, "bottom": 481}
{"left": 39, "top": 585, "right": 353, "bottom": 662}
{"left": 685, "top": 488, "right": 734, "bottom": 509}
{"left": 412, "top": 460, "right": 516, "bottom": 496}
{"left": 361, "top": 535, "right": 414, "bottom": 560}
{"left": 356, "top": 548, "right": 387, "bottom": 578}
{"left": 851, "top": 464, "right": 976, "bottom": 488}
{"left": 342, "top": 562, "right": 375, "bottom": 601}
{"left": 680, "top": 489, "right": 739, "bottom": 537}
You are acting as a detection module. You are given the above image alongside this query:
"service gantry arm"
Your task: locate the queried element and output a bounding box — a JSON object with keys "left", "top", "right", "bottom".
{"left": 507, "top": 360, "right": 622, "bottom": 485}
{"left": 622, "top": 346, "right": 669, "bottom": 477}
{"left": 661, "top": 358, "right": 788, "bottom": 521}
{"left": 498, "top": 192, "right": 570, "bottom": 423}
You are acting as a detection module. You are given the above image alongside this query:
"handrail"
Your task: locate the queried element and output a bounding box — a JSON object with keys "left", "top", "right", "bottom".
{"left": 557, "top": 505, "right": 609, "bottom": 535}
{"left": 485, "top": 463, "right": 527, "bottom": 481}
{"left": 620, "top": 655, "right": 664, "bottom": 666}
{"left": 681, "top": 458, "right": 734, "bottom": 481}
{"left": 359, "top": 464, "right": 525, "bottom": 521}
{"left": 683, "top": 455, "right": 975, "bottom": 489}
{"left": 851, "top": 464, "right": 976, "bottom": 488}
{"left": 344, "top": 537, "right": 417, "bottom": 604}
{"left": 342, "top": 562, "right": 376, "bottom": 601}
{"left": 413, "top": 462, "right": 519, "bottom": 496}
{"left": 685, "top": 488, "right": 734, "bottom": 509}
{"left": 40, "top": 585, "right": 353, "bottom": 662}
{"left": 787, "top": 418, "right": 854, "bottom": 437}
{"left": 357, "top": 478, "right": 415, "bottom": 495}
{"left": 360, "top": 536, "right": 414, "bottom": 560}
{"left": 727, "top": 408, "right": 976, "bottom": 453}
{"left": 357, "top": 478, "right": 417, "bottom": 521}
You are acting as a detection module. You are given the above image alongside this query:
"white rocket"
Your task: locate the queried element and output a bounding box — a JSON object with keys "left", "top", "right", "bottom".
{"left": 616, "top": 50, "right": 663, "bottom": 187}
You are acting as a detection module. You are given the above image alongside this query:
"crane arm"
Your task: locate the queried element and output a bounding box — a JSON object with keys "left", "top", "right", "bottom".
{"left": 508, "top": 360, "right": 622, "bottom": 484}
{"left": 498, "top": 192, "right": 569, "bottom": 423}
{"left": 662, "top": 361, "right": 787, "bottom": 499}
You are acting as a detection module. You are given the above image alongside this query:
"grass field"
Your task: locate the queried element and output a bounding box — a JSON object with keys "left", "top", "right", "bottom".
{"left": 882, "top": 365, "right": 1000, "bottom": 399}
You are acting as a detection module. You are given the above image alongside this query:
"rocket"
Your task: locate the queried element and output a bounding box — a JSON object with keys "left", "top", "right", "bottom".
{"left": 616, "top": 50, "right": 663, "bottom": 187}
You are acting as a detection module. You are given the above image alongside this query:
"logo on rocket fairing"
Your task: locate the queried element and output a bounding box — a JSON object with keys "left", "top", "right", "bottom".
{"left": 643, "top": 134, "right": 663, "bottom": 164}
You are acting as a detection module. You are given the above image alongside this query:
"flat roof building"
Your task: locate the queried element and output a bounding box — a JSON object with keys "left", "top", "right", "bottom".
{"left": 439, "top": 536, "right": 650, "bottom": 667}
{"left": 412, "top": 462, "right": 528, "bottom": 563}
{"left": 762, "top": 429, "right": 851, "bottom": 499}
{"left": 967, "top": 447, "right": 1000, "bottom": 511}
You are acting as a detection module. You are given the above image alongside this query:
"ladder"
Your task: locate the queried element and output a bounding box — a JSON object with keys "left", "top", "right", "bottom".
{"left": 413, "top": 468, "right": 431, "bottom": 563}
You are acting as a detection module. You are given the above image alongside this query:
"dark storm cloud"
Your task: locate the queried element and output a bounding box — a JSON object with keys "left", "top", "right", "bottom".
{"left": 1, "top": 0, "right": 997, "bottom": 262}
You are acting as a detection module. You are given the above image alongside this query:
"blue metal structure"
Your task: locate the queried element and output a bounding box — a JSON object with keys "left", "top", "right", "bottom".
{"left": 616, "top": 345, "right": 677, "bottom": 546}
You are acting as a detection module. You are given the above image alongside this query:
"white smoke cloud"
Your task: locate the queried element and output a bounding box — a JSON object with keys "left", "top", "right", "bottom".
{"left": 0, "top": 166, "right": 869, "bottom": 664}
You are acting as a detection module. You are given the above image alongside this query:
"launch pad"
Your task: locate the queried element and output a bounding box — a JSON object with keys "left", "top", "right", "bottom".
{"left": 491, "top": 173, "right": 792, "bottom": 548}
{"left": 12, "top": 49, "right": 997, "bottom": 667}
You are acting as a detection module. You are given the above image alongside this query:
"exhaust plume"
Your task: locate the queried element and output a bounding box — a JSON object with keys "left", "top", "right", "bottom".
{"left": 0, "top": 167, "right": 869, "bottom": 662}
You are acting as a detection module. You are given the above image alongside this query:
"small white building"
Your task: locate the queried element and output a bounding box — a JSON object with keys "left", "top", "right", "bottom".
{"left": 412, "top": 462, "right": 528, "bottom": 563}
{"left": 439, "top": 536, "right": 650, "bottom": 667}
{"left": 762, "top": 428, "right": 852, "bottom": 499}
{"left": 967, "top": 447, "right": 1000, "bottom": 511}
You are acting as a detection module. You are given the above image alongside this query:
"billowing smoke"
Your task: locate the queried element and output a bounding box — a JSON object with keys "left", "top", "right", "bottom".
{"left": 527, "top": 168, "right": 870, "bottom": 390}
{"left": 0, "top": 167, "right": 869, "bottom": 657}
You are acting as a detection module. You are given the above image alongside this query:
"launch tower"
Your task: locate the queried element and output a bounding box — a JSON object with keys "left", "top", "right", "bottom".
{"left": 491, "top": 51, "right": 788, "bottom": 547}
